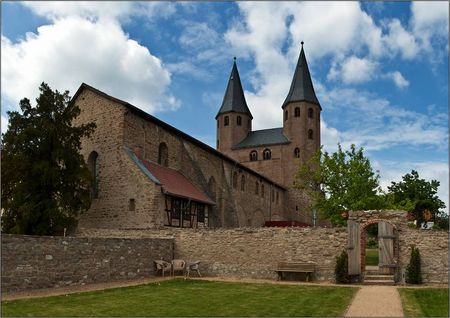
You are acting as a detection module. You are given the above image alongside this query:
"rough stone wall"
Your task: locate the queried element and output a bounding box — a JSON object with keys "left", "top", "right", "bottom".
{"left": 77, "top": 227, "right": 348, "bottom": 281}
{"left": 122, "top": 110, "right": 286, "bottom": 228}
{"left": 1, "top": 234, "right": 174, "bottom": 293}
{"left": 73, "top": 89, "right": 161, "bottom": 229}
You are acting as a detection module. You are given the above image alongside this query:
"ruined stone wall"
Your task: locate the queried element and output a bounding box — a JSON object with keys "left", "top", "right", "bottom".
{"left": 1, "top": 234, "right": 174, "bottom": 293}
{"left": 77, "top": 227, "right": 348, "bottom": 281}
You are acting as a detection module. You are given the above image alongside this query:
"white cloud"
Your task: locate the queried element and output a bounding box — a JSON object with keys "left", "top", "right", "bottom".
{"left": 1, "top": 115, "right": 8, "bottom": 134}
{"left": 334, "top": 56, "right": 377, "bottom": 84}
{"left": 385, "top": 19, "right": 419, "bottom": 59}
{"left": 385, "top": 71, "right": 410, "bottom": 89}
{"left": 1, "top": 17, "right": 179, "bottom": 116}
{"left": 21, "top": 1, "right": 176, "bottom": 22}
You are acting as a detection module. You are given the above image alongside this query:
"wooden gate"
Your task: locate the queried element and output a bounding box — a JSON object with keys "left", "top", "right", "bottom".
{"left": 347, "top": 220, "right": 361, "bottom": 275}
{"left": 378, "top": 221, "right": 395, "bottom": 274}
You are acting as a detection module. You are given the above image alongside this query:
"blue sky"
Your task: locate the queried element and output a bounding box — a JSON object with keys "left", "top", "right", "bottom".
{"left": 1, "top": 1, "right": 449, "bottom": 211}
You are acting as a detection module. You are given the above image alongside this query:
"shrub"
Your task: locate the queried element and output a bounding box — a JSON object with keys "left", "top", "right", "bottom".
{"left": 366, "top": 238, "right": 378, "bottom": 249}
{"left": 335, "top": 250, "right": 349, "bottom": 283}
{"left": 406, "top": 246, "right": 422, "bottom": 284}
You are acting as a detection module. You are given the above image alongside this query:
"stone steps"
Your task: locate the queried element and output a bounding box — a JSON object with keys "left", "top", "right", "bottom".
{"left": 362, "top": 279, "right": 395, "bottom": 286}
{"left": 365, "top": 274, "right": 394, "bottom": 281}
{"left": 363, "top": 271, "right": 395, "bottom": 285}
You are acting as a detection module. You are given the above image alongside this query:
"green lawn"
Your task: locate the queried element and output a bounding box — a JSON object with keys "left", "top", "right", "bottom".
{"left": 365, "top": 248, "right": 379, "bottom": 266}
{"left": 399, "top": 288, "right": 449, "bottom": 317}
{"left": 2, "top": 279, "right": 358, "bottom": 317}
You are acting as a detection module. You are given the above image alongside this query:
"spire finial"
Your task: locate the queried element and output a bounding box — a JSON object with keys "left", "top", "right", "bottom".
{"left": 301, "top": 41, "right": 304, "bottom": 48}
{"left": 233, "top": 56, "right": 236, "bottom": 62}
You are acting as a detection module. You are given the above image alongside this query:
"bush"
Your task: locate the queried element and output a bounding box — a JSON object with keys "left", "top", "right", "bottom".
{"left": 366, "top": 238, "right": 378, "bottom": 249}
{"left": 406, "top": 246, "right": 422, "bottom": 284}
{"left": 335, "top": 250, "right": 349, "bottom": 283}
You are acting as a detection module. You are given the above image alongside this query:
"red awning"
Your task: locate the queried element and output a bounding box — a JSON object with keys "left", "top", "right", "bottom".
{"left": 136, "top": 154, "right": 214, "bottom": 205}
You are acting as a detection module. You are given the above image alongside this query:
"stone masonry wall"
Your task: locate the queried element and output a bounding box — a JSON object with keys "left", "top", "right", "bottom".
{"left": 1, "top": 234, "right": 174, "bottom": 293}
{"left": 77, "top": 227, "right": 348, "bottom": 281}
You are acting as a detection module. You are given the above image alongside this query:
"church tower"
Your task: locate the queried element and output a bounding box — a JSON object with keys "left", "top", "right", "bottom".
{"left": 282, "top": 42, "right": 321, "bottom": 172}
{"left": 216, "top": 58, "right": 253, "bottom": 157}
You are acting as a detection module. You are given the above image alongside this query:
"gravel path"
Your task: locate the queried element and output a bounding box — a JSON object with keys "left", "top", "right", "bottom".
{"left": 345, "top": 286, "right": 404, "bottom": 317}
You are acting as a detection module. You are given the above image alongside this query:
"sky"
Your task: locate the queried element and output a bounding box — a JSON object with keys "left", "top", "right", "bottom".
{"left": 1, "top": 1, "right": 449, "bottom": 212}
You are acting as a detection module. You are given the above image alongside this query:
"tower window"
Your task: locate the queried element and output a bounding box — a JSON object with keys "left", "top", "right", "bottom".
{"left": 241, "top": 175, "right": 245, "bottom": 191}
{"left": 308, "top": 129, "right": 313, "bottom": 139}
{"left": 250, "top": 150, "right": 258, "bottom": 161}
{"left": 237, "top": 116, "right": 242, "bottom": 126}
{"left": 224, "top": 116, "right": 229, "bottom": 126}
{"left": 295, "top": 107, "right": 300, "bottom": 117}
{"left": 263, "top": 149, "right": 271, "bottom": 160}
{"left": 294, "top": 147, "right": 300, "bottom": 158}
{"left": 284, "top": 110, "right": 288, "bottom": 121}
{"left": 158, "top": 142, "right": 168, "bottom": 167}
{"left": 255, "top": 181, "right": 259, "bottom": 195}
{"left": 129, "top": 199, "right": 135, "bottom": 211}
{"left": 308, "top": 108, "right": 314, "bottom": 118}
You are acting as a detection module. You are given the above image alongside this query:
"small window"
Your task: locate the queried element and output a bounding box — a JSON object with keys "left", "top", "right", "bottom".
{"left": 295, "top": 107, "right": 300, "bottom": 117}
{"left": 88, "top": 151, "right": 99, "bottom": 199}
{"left": 261, "top": 184, "right": 265, "bottom": 198}
{"left": 308, "top": 129, "right": 313, "bottom": 140}
{"left": 241, "top": 175, "right": 245, "bottom": 191}
{"left": 263, "top": 149, "right": 271, "bottom": 160}
{"left": 158, "top": 142, "right": 168, "bottom": 167}
{"left": 129, "top": 199, "right": 135, "bottom": 211}
{"left": 237, "top": 116, "right": 242, "bottom": 126}
{"left": 255, "top": 181, "right": 259, "bottom": 195}
{"left": 308, "top": 108, "right": 313, "bottom": 118}
{"left": 250, "top": 150, "right": 258, "bottom": 161}
{"left": 224, "top": 116, "right": 229, "bottom": 126}
{"left": 284, "top": 110, "right": 288, "bottom": 121}
{"left": 294, "top": 147, "right": 300, "bottom": 158}
{"left": 232, "top": 172, "right": 238, "bottom": 189}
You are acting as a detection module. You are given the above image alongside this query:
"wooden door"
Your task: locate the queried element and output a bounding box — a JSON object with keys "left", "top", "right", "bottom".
{"left": 347, "top": 220, "right": 361, "bottom": 275}
{"left": 378, "top": 221, "right": 395, "bottom": 274}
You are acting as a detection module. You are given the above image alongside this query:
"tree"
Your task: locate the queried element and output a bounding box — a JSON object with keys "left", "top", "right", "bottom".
{"left": 1, "top": 83, "right": 96, "bottom": 235}
{"left": 295, "top": 144, "right": 384, "bottom": 225}
{"left": 387, "top": 170, "right": 446, "bottom": 228}
{"left": 405, "top": 246, "right": 422, "bottom": 284}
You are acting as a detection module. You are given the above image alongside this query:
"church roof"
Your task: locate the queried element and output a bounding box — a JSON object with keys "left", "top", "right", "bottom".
{"left": 282, "top": 43, "right": 321, "bottom": 109}
{"left": 233, "top": 128, "right": 290, "bottom": 149}
{"left": 216, "top": 58, "right": 253, "bottom": 119}
{"left": 125, "top": 147, "right": 215, "bottom": 205}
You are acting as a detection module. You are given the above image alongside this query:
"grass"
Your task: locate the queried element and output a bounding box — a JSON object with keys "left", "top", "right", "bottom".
{"left": 2, "top": 279, "right": 358, "bottom": 317}
{"left": 399, "top": 288, "right": 449, "bottom": 317}
{"left": 365, "top": 248, "right": 379, "bottom": 266}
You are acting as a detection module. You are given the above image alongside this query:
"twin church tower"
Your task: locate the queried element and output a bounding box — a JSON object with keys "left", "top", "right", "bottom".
{"left": 215, "top": 44, "right": 321, "bottom": 222}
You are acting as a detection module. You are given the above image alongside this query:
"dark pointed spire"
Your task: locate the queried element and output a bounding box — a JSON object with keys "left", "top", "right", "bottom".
{"left": 216, "top": 58, "right": 253, "bottom": 119}
{"left": 282, "top": 42, "right": 321, "bottom": 108}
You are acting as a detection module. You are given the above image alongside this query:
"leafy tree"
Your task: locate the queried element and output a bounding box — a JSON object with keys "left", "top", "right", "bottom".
{"left": 1, "top": 83, "right": 96, "bottom": 235}
{"left": 295, "top": 144, "right": 384, "bottom": 225}
{"left": 387, "top": 170, "right": 446, "bottom": 228}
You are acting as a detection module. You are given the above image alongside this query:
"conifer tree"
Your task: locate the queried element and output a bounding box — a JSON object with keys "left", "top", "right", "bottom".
{"left": 1, "top": 83, "right": 96, "bottom": 235}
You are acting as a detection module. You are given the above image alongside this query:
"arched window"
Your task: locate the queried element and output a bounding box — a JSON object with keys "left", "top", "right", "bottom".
{"left": 308, "top": 129, "right": 313, "bottom": 139}
{"left": 255, "top": 181, "right": 259, "bottom": 195}
{"left": 295, "top": 107, "right": 300, "bottom": 117}
{"left": 241, "top": 175, "right": 245, "bottom": 191}
{"left": 276, "top": 191, "right": 279, "bottom": 204}
{"left": 88, "top": 151, "right": 99, "bottom": 199}
{"left": 224, "top": 116, "right": 229, "bottom": 126}
{"left": 261, "top": 184, "right": 265, "bottom": 198}
{"left": 263, "top": 149, "right": 271, "bottom": 160}
{"left": 294, "top": 147, "right": 300, "bottom": 158}
{"left": 232, "top": 171, "right": 238, "bottom": 189}
{"left": 249, "top": 150, "right": 258, "bottom": 161}
{"left": 237, "top": 116, "right": 242, "bottom": 126}
{"left": 308, "top": 108, "right": 313, "bottom": 118}
{"left": 158, "top": 142, "right": 168, "bottom": 167}
{"left": 284, "top": 110, "right": 288, "bottom": 121}
{"left": 208, "top": 176, "right": 217, "bottom": 201}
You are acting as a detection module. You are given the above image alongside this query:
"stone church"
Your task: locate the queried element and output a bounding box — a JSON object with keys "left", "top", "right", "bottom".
{"left": 73, "top": 44, "right": 321, "bottom": 229}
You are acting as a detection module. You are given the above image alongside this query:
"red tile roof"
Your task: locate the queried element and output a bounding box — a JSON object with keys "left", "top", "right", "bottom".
{"left": 135, "top": 153, "right": 214, "bottom": 205}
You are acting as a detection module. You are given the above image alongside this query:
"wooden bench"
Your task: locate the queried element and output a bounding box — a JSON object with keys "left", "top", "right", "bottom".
{"left": 274, "top": 262, "right": 316, "bottom": 281}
